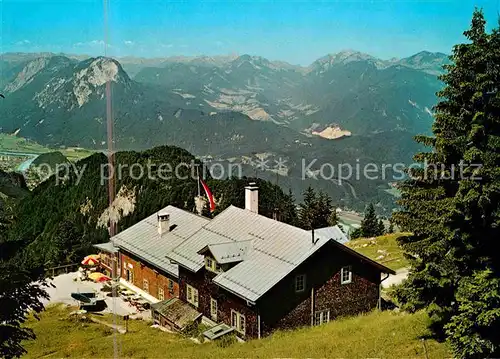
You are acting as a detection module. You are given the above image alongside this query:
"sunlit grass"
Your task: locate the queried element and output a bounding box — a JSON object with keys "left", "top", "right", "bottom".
{"left": 346, "top": 233, "right": 410, "bottom": 271}
{"left": 0, "top": 133, "right": 93, "bottom": 161}
{"left": 22, "top": 304, "right": 450, "bottom": 358}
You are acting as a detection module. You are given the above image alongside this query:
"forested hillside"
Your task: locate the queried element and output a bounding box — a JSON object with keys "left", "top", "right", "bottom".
{"left": 5, "top": 145, "right": 296, "bottom": 269}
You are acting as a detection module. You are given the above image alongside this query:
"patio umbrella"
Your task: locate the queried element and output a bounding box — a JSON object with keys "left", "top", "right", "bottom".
{"left": 81, "top": 254, "right": 100, "bottom": 266}
{"left": 88, "top": 272, "right": 110, "bottom": 282}
{"left": 96, "top": 275, "right": 111, "bottom": 283}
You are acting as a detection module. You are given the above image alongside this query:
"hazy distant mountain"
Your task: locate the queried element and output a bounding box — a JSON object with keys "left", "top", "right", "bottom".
{"left": 134, "top": 50, "right": 445, "bottom": 135}
{"left": 0, "top": 54, "right": 307, "bottom": 154}
{"left": 0, "top": 50, "right": 447, "bottom": 212}
{"left": 395, "top": 51, "right": 450, "bottom": 75}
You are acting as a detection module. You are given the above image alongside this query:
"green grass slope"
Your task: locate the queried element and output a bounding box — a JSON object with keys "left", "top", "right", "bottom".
{"left": 346, "top": 233, "right": 409, "bottom": 271}
{"left": 23, "top": 305, "right": 450, "bottom": 358}
{"left": 0, "top": 133, "right": 93, "bottom": 161}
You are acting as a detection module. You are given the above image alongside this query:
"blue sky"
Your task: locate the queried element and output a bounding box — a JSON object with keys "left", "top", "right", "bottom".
{"left": 1, "top": 0, "right": 499, "bottom": 65}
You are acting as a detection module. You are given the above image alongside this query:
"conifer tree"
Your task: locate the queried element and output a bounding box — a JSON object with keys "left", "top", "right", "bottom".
{"left": 328, "top": 209, "right": 339, "bottom": 227}
{"left": 377, "top": 219, "right": 385, "bottom": 236}
{"left": 387, "top": 220, "right": 395, "bottom": 234}
{"left": 393, "top": 9, "right": 500, "bottom": 357}
{"left": 298, "top": 187, "right": 335, "bottom": 230}
{"left": 359, "top": 203, "right": 379, "bottom": 237}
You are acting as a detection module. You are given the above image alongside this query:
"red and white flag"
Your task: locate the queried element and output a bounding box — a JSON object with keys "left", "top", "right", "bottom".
{"left": 200, "top": 178, "right": 216, "bottom": 212}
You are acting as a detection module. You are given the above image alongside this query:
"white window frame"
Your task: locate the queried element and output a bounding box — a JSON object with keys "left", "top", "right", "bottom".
{"left": 158, "top": 287, "right": 165, "bottom": 301}
{"left": 125, "top": 269, "right": 134, "bottom": 283}
{"left": 205, "top": 256, "right": 215, "bottom": 271}
{"left": 143, "top": 279, "right": 149, "bottom": 293}
{"left": 186, "top": 284, "right": 199, "bottom": 307}
{"left": 314, "top": 309, "right": 330, "bottom": 326}
{"left": 341, "top": 266, "right": 352, "bottom": 284}
{"left": 205, "top": 256, "right": 222, "bottom": 273}
{"left": 210, "top": 297, "right": 218, "bottom": 321}
{"left": 231, "top": 309, "right": 246, "bottom": 335}
{"left": 168, "top": 279, "right": 174, "bottom": 294}
{"left": 295, "top": 274, "right": 306, "bottom": 292}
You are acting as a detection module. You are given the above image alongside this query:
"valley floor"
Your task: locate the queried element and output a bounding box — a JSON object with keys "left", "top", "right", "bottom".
{"left": 23, "top": 304, "right": 450, "bottom": 358}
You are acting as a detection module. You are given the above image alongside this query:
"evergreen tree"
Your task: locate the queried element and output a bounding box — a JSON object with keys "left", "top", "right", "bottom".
{"left": 388, "top": 220, "right": 395, "bottom": 234}
{"left": 0, "top": 260, "right": 48, "bottom": 359}
{"left": 298, "top": 186, "right": 316, "bottom": 230}
{"left": 377, "top": 219, "right": 385, "bottom": 236}
{"left": 297, "top": 187, "right": 335, "bottom": 230}
{"left": 350, "top": 227, "right": 362, "bottom": 239}
{"left": 328, "top": 209, "right": 339, "bottom": 227}
{"left": 317, "top": 191, "right": 333, "bottom": 227}
{"left": 359, "top": 203, "right": 379, "bottom": 237}
{"left": 393, "top": 9, "right": 500, "bottom": 357}
{"left": 0, "top": 198, "right": 48, "bottom": 359}
{"left": 281, "top": 189, "right": 299, "bottom": 226}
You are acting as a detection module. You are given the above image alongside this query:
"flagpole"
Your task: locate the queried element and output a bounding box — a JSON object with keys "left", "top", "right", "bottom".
{"left": 196, "top": 164, "right": 201, "bottom": 197}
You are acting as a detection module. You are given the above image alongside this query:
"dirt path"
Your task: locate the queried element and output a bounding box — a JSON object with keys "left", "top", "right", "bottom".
{"left": 382, "top": 267, "right": 409, "bottom": 288}
{"left": 88, "top": 316, "right": 126, "bottom": 334}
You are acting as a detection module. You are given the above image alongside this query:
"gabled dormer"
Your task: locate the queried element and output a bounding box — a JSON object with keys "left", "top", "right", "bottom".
{"left": 197, "top": 240, "right": 253, "bottom": 274}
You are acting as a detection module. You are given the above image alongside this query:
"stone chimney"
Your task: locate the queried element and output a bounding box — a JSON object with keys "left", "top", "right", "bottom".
{"left": 245, "top": 182, "right": 258, "bottom": 214}
{"left": 158, "top": 211, "right": 170, "bottom": 235}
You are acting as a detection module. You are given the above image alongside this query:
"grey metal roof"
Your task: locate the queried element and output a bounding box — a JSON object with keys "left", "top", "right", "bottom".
{"left": 151, "top": 298, "right": 202, "bottom": 330}
{"left": 203, "top": 323, "right": 234, "bottom": 340}
{"left": 111, "top": 205, "right": 209, "bottom": 278}
{"left": 312, "top": 226, "right": 349, "bottom": 244}
{"left": 199, "top": 240, "right": 253, "bottom": 264}
{"left": 168, "top": 205, "right": 331, "bottom": 302}
{"left": 167, "top": 227, "right": 236, "bottom": 272}
{"left": 93, "top": 241, "right": 118, "bottom": 254}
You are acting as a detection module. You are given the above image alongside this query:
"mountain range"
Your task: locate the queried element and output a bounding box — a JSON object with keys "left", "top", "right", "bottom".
{"left": 0, "top": 50, "right": 449, "bottom": 213}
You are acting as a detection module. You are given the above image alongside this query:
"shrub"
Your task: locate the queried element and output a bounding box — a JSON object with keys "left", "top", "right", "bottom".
{"left": 216, "top": 333, "right": 237, "bottom": 348}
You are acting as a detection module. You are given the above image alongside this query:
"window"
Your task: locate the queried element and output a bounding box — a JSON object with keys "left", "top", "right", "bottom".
{"left": 295, "top": 274, "right": 306, "bottom": 292}
{"left": 231, "top": 310, "right": 246, "bottom": 335}
{"left": 205, "top": 256, "right": 220, "bottom": 273}
{"left": 206, "top": 257, "right": 214, "bottom": 270}
{"left": 314, "top": 310, "right": 330, "bottom": 326}
{"left": 126, "top": 269, "right": 134, "bottom": 283}
{"left": 210, "top": 298, "right": 217, "bottom": 321}
{"left": 168, "top": 279, "right": 174, "bottom": 294}
{"left": 341, "top": 266, "right": 352, "bottom": 284}
{"left": 186, "top": 284, "right": 199, "bottom": 307}
{"left": 143, "top": 279, "right": 149, "bottom": 293}
{"left": 158, "top": 287, "right": 165, "bottom": 301}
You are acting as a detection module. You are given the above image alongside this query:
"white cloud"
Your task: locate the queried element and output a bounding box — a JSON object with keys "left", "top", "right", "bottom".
{"left": 124, "top": 40, "right": 135, "bottom": 46}
{"left": 15, "top": 39, "right": 31, "bottom": 46}
{"left": 89, "top": 40, "right": 105, "bottom": 46}
{"left": 73, "top": 40, "right": 106, "bottom": 48}
{"left": 160, "top": 43, "right": 174, "bottom": 48}
{"left": 215, "top": 40, "right": 224, "bottom": 47}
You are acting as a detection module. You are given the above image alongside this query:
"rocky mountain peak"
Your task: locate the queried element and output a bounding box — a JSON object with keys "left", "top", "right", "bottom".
{"left": 310, "top": 50, "right": 380, "bottom": 73}
{"left": 72, "top": 57, "right": 131, "bottom": 107}
{"left": 231, "top": 54, "right": 273, "bottom": 70}
{"left": 4, "top": 57, "right": 51, "bottom": 93}
{"left": 398, "top": 51, "right": 450, "bottom": 75}
{"left": 75, "top": 57, "right": 128, "bottom": 85}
